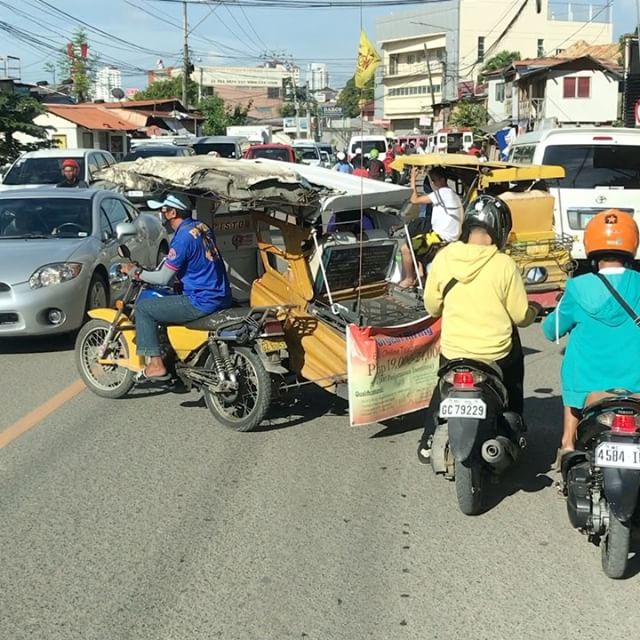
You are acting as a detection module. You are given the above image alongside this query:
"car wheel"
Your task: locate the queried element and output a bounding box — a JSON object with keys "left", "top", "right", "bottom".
{"left": 86, "top": 273, "right": 109, "bottom": 313}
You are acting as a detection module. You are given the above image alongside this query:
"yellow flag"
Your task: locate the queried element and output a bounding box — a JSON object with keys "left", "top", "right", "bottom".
{"left": 355, "top": 31, "right": 381, "bottom": 89}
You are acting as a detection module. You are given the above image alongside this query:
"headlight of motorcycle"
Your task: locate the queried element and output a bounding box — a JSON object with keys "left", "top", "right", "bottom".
{"left": 525, "top": 266, "right": 548, "bottom": 285}
{"left": 29, "top": 263, "right": 83, "bottom": 289}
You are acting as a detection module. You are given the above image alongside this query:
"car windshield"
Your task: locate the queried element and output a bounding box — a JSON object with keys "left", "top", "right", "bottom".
{"left": 248, "top": 148, "right": 291, "bottom": 162}
{"left": 3, "top": 157, "right": 86, "bottom": 186}
{"left": 0, "top": 198, "right": 92, "bottom": 238}
{"left": 191, "top": 143, "right": 237, "bottom": 158}
{"left": 542, "top": 144, "right": 640, "bottom": 189}
{"left": 353, "top": 141, "right": 386, "bottom": 155}
{"left": 124, "top": 147, "right": 182, "bottom": 160}
{"left": 297, "top": 147, "right": 320, "bottom": 160}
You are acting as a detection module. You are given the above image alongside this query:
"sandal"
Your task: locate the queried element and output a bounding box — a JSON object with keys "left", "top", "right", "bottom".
{"left": 552, "top": 448, "right": 573, "bottom": 497}
{"left": 134, "top": 369, "right": 171, "bottom": 384}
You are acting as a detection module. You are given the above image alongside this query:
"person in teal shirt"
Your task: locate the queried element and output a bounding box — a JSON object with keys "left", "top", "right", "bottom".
{"left": 542, "top": 210, "right": 640, "bottom": 462}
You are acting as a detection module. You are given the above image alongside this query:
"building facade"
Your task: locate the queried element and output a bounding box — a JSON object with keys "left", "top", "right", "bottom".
{"left": 307, "top": 63, "right": 329, "bottom": 92}
{"left": 376, "top": 0, "right": 613, "bottom": 133}
{"left": 93, "top": 66, "right": 123, "bottom": 102}
{"left": 148, "top": 63, "right": 300, "bottom": 121}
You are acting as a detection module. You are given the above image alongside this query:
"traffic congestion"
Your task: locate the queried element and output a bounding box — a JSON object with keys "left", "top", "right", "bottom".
{"left": 3, "top": 0, "right": 640, "bottom": 635}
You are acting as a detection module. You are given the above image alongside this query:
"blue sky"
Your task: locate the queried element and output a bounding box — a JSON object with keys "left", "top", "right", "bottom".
{"left": 2, "top": 0, "right": 631, "bottom": 91}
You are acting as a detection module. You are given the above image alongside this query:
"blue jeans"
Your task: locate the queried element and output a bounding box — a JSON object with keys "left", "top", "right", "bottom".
{"left": 135, "top": 295, "right": 209, "bottom": 357}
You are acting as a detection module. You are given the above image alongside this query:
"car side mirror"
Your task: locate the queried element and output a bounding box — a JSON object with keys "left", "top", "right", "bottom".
{"left": 115, "top": 221, "right": 137, "bottom": 240}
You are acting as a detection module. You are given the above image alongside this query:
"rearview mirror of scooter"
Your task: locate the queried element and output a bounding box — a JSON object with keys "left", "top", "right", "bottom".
{"left": 117, "top": 244, "right": 132, "bottom": 260}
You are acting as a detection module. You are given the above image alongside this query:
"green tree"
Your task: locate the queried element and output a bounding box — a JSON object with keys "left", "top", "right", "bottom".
{"left": 57, "top": 28, "right": 99, "bottom": 102}
{"left": 0, "top": 92, "right": 50, "bottom": 163}
{"left": 449, "top": 100, "right": 488, "bottom": 135}
{"left": 133, "top": 76, "right": 199, "bottom": 106}
{"left": 279, "top": 102, "right": 296, "bottom": 118}
{"left": 337, "top": 75, "right": 374, "bottom": 118}
{"left": 199, "top": 95, "right": 252, "bottom": 135}
{"left": 480, "top": 50, "right": 521, "bottom": 77}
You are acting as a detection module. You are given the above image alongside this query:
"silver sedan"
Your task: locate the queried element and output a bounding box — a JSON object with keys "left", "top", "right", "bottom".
{"left": 0, "top": 188, "right": 169, "bottom": 336}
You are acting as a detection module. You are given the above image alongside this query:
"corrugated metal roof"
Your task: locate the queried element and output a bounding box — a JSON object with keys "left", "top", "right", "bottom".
{"left": 46, "top": 105, "right": 136, "bottom": 131}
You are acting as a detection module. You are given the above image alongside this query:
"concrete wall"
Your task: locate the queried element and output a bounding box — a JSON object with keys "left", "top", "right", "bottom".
{"left": 376, "top": 2, "right": 459, "bottom": 130}
{"left": 542, "top": 68, "right": 619, "bottom": 123}
{"left": 458, "top": 0, "right": 612, "bottom": 81}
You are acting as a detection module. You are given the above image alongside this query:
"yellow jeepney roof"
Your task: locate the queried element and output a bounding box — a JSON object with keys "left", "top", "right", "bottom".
{"left": 390, "top": 153, "right": 565, "bottom": 183}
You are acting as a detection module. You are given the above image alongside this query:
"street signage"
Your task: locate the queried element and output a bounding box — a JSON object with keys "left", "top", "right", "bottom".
{"left": 320, "top": 105, "right": 343, "bottom": 118}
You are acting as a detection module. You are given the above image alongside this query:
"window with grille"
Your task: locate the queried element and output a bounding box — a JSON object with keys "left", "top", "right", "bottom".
{"left": 537, "top": 39, "right": 544, "bottom": 57}
{"left": 477, "top": 36, "right": 485, "bottom": 63}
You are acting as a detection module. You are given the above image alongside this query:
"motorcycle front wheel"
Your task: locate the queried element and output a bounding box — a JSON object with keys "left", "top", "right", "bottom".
{"left": 75, "top": 319, "right": 135, "bottom": 399}
{"left": 601, "top": 510, "right": 631, "bottom": 579}
{"left": 203, "top": 346, "right": 271, "bottom": 432}
{"left": 455, "top": 459, "right": 484, "bottom": 516}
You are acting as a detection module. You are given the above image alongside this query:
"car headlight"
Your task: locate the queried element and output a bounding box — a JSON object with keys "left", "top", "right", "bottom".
{"left": 29, "top": 263, "right": 83, "bottom": 289}
{"left": 525, "top": 266, "right": 548, "bottom": 285}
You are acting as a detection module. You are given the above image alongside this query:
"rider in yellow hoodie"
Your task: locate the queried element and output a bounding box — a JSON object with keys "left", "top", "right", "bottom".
{"left": 418, "top": 195, "right": 538, "bottom": 462}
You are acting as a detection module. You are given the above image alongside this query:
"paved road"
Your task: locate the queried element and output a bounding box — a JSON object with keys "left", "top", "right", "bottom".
{"left": 1, "top": 326, "right": 639, "bottom": 640}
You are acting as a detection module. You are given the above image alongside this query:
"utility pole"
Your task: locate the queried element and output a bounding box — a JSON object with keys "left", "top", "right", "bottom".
{"left": 424, "top": 44, "right": 436, "bottom": 113}
{"left": 182, "top": 0, "right": 189, "bottom": 110}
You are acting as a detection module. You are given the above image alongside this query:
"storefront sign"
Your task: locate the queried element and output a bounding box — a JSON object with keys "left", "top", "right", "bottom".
{"left": 346, "top": 317, "right": 441, "bottom": 426}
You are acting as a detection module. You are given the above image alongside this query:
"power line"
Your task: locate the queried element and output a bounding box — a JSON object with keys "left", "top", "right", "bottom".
{"left": 148, "top": 0, "right": 452, "bottom": 8}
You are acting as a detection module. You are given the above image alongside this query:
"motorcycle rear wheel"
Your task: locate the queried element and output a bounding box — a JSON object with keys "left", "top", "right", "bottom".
{"left": 601, "top": 510, "right": 631, "bottom": 579}
{"left": 455, "top": 460, "right": 484, "bottom": 516}
{"left": 75, "top": 319, "right": 135, "bottom": 399}
{"left": 203, "top": 346, "right": 271, "bottom": 432}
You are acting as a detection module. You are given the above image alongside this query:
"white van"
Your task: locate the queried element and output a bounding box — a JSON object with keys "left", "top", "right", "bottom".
{"left": 347, "top": 135, "right": 389, "bottom": 162}
{"left": 507, "top": 127, "right": 640, "bottom": 261}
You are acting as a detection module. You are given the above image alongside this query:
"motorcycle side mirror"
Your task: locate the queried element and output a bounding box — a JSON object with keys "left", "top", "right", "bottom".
{"left": 117, "top": 244, "right": 131, "bottom": 260}
{"left": 115, "top": 221, "right": 137, "bottom": 241}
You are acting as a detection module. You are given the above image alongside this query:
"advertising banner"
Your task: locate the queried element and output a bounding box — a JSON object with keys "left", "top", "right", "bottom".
{"left": 347, "top": 317, "right": 441, "bottom": 426}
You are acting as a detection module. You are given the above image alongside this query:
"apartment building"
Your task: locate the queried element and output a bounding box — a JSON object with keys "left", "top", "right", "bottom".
{"left": 376, "top": 0, "right": 613, "bottom": 133}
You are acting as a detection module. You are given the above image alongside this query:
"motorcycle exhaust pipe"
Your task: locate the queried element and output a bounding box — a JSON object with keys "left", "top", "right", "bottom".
{"left": 481, "top": 436, "right": 518, "bottom": 473}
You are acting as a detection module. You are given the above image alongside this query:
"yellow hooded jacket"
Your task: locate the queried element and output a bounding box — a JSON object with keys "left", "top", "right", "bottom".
{"left": 424, "top": 242, "right": 536, "bottom": 362}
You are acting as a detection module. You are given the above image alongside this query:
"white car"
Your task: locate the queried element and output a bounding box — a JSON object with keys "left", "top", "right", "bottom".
{"left": 507, "top": 127, "right": 640, "bottom": 262}
{"left": 347, "top": 135, "right": 390, "bottom": 162}
{"left": 0, "top": 149, "right": 117, "bottom": 191}
{"left": 293, "top": 143, "right": 324, "bottom": 167}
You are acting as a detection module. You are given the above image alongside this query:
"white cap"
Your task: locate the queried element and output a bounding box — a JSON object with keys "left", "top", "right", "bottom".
{"left": 337, "top": 151, "right": 346, "bottom": 161}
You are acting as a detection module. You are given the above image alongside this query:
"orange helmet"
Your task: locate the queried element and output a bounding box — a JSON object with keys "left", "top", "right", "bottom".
{"left": 583, "top": 209, "right": 639, "bottom": 260}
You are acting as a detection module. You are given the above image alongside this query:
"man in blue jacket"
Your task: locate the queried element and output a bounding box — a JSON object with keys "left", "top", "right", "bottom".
{"left": 542, "top": 210, "right": 640, "bottom": 460}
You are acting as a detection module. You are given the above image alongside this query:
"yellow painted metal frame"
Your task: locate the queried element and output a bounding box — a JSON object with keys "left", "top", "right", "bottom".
{"left": 88, "top": 308, "right": 144, "bottom": 372}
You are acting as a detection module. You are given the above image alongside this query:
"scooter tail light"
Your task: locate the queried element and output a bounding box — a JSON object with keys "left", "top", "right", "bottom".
{"left": 260, "top": 319, "right": 285, "bottom": 337}
{"left": 443, "top": 370, "right": 486, "bottom": 388}
{"left": 611, "top": 413, "right": 640, "bottom": 434}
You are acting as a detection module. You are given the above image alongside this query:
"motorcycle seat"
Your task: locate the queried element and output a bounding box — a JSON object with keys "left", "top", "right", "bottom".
{"left": 185, "top": 307, "right": 249, "bottom": 331}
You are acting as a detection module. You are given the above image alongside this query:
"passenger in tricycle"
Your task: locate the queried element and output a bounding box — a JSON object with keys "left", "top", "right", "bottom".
{"left": 397, "top": 166, "right": 463, "bottom": 289}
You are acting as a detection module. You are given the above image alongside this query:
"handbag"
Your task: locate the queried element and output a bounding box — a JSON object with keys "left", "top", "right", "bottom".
{"left": 595, "top": 273, "right": 640, "bottom": 327}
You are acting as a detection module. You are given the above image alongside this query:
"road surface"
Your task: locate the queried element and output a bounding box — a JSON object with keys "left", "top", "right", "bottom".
{"left": 0, "top": 326, "right": 638, "bottom": 640}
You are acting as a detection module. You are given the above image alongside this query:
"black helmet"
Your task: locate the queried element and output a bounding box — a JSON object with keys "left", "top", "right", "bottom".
{"left": 460, "top": 194, "right": 512, "bottom": 249}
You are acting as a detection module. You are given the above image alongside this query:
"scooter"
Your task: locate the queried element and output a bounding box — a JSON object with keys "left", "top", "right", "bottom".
{"left": 75, "top": 245, "right": 292, "bottom": 432}
{"left": 562, "top": 392, "right": 640, "bottom": 579}
{"left": 428, "top": 359, "right": 526, "bottom": 515}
